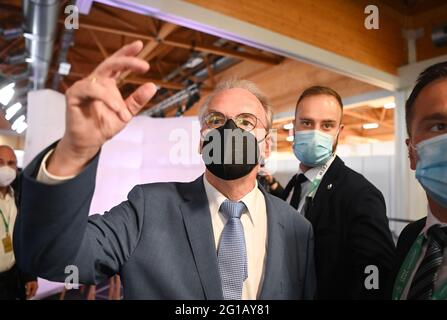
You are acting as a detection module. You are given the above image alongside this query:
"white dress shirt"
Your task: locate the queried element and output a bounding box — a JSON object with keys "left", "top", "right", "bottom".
{"left": 203, "top": 176, "right": 268, "bottom": 300}
{"left": 37, "top": 150, "right": 268, "bottom": 300}
{"left": 401, "top": 207, "right": 447, "bottom": 299}
{"left": 0, "top": 188, "right": 17, "bottom": 273}
{"left": 287, "top": 155, "right": 336, "bottom": 215}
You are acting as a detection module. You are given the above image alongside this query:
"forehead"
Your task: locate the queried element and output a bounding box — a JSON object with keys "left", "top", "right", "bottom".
{"left": 296, "top": 94, "right": 341, "bottom": 121}
{"left": 412, "top": 78, "right": 447, "bottom": 123}
{"left": 0, "top": 148, "right": 16, "bottom": 161}
{"left": 207, "top": 88, "right": 264, "bottom": 117}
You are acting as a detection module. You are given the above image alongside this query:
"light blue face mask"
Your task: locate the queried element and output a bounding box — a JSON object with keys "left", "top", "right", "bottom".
{"left": 415, "top": 133, "right": 447, "bottom": 208}
{"left": 293, "top": 130, "right": 335, "bottom": 167}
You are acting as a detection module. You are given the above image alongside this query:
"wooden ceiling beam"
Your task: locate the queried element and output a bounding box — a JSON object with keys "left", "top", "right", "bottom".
{"left": 203, "top": 55, "right": 216, "bottom": 86}
{"left": 70, "top": 21, "right": 280, "bottom": 65}
{"left": 343, "top": 110, "right": 394, "bottom": 129}
{"left": 87, "top": 29, "right": 109, "bottom": 59}
{"left": 118, "top": 22, "right": 178, "bottom": 84}
{"left": 379, "top": 108, "right": 388, "bottom": 123}
{"left": 60, "top": 70, "right": 185, "bottom": 90}
{"left": 163, "top": 38, "right": 280, "bottom": 65}
{"left": 94, "top": 4, "right": 138, "bottom": 31}
{"left": 0, "top": 38, "right": 22, "bottom": 59}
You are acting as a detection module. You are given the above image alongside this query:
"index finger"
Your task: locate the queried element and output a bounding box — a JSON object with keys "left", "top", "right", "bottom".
{"left": 112, "top": 40, "right": 144, "bottom": 58}
{"left": 95, "top": 56, "right": 149, "bottom": 78}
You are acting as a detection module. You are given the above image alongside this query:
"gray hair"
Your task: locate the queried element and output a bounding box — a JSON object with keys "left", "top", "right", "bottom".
{"left": 198, "top": 79, "right": 273, "bottom": 130}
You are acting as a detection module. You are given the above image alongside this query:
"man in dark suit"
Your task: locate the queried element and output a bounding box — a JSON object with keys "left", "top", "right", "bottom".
{"left": 13, "top": 41, "right": 316, "bottom": 300}
{"left": 270, "top": 86, "right": 395, "bottom": 299}
{"left": 391, "top": 62, "right": 447, "bottom": 300}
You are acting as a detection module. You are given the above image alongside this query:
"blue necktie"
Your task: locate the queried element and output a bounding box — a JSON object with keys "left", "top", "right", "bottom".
{"left": 218, "top": 200, "right": 248, "bottom": 300}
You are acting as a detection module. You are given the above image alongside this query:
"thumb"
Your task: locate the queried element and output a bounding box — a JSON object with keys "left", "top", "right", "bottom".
{"left": 125, "top": 83, "right": 157, "bottom": 117}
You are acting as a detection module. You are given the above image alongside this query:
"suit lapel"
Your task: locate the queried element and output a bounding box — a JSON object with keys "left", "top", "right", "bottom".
{"left": 258, "top": 187, "right": 286, "bottom": 299}
{"left": 178, "top": 178, "right": 289, "bottom": 299}
{"left": 178, "top": 175, "right": 223, "bottom": 300}
{"left": 306, "top": 156, "right": 345, "bottom": 225}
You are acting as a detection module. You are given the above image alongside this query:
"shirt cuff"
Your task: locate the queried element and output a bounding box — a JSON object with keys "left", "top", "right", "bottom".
{"left": 36, "top": 149, "right": 76, "bottom": 185}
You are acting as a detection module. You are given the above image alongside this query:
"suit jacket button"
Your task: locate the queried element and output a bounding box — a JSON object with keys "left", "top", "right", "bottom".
{"left": 327, "top": 184, "right": 333, "bottom": 190}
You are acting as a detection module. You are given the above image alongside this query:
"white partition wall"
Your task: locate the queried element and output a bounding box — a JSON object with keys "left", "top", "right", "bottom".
{"left": 24, "top": 90, "right": 66, "bottom": 167}
{"left": 25, "top": 89, "right": 205, "bottom": 299}
{"left": 90, "top": 115, "right": 205, "bottom": 214}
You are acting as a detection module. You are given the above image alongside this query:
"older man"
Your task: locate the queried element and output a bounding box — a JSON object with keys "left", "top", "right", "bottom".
{"left": 13, "top": 41, "right": 315, "bottom": 300}
{"left": 0, "top": 145, "right": 38, "bottom": 299}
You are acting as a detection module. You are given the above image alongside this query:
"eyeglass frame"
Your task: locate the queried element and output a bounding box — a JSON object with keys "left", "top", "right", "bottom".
{"left": 200, "top": 110, "right": 269, "bottom": 138}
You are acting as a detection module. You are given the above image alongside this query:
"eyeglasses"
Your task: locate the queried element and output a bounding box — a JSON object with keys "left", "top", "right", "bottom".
{"left": 202, "top": 111, "right": 266, "bottom": 132}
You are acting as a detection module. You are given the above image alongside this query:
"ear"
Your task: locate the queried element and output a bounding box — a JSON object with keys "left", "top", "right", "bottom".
{"left": 406, "top": 138, "right": 417, "bottom": 171}
{"left": 338, "top": 123, "right": 345, "bottom": 136}
{"left": 198, "top": 127, "right": 206, "bottom": 155}
{"left": 198, "top": 139, "right": 203, "bottom": 155}
{"left": 262, "top": 132, "right": 272, "bottom": 159}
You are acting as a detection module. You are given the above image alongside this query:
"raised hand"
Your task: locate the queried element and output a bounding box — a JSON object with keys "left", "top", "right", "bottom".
{"left": 47, "top": 40, "right": 157, "bottom": 176}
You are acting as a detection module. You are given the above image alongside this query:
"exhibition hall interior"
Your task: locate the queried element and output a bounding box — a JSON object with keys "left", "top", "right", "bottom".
{"left": 0, "top": 0, "right": 447, "bottom": 301}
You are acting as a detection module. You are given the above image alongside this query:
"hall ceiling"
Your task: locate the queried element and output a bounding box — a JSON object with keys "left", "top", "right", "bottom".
{"left": 2, "top": 0, "right": 441, "bottom": 149}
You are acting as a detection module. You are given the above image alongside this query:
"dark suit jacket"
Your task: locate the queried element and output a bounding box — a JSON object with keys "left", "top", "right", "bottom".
{"left": 281, "top": 156, "right": 395, "bottom": 299}
{"left": 13, "top": 144, "right": 316, "bottom": 300}
{"left": 388, "top": 217, "right": 426, "bottom": 298}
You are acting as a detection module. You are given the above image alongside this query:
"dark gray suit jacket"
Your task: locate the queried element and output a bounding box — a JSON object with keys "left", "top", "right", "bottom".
{"left": 13, "top": 144, "right": 316, "bottom": 299}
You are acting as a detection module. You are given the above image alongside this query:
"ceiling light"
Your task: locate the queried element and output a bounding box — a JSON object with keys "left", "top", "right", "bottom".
{"left": 363, "top": 122, "right": 379, "bottom": 130}
{"left": 5, "top": 102, "right": 22, "bottom": 120}
{"left": 384, "top": 102, "right": 396, "bottom": 109}
{"left": 185, "top": 56, "right": 204, "bottom": 69}
{"left": 283, "top": 122, "right": 294, "bottom": 130}
{"left": 15, "top": 121, "right": 28, "bottom": 134}
{"left": 286, "top": 135, "right": 294, "bottom": 142}
{"left": 0, "top": 26, "right": 23, "bottom": 40}
{"left": 58, "top": 62, "right": 71, "bottom": 75}
{"left": 0, "top": 83, "right": 15, "bottom": 105}
{"left": 11, "top": 114, "right": 26, "bottom": 131}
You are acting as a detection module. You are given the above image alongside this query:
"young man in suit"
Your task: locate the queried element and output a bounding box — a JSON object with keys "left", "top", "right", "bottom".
{"left": 13, "top": 41, "right": 316, "bottom": 300}
{"left": 392, "top": 62, "right": 447, "bottom": 300}
{"left": 270, "top": 86, "right": 395, "bottom": 299}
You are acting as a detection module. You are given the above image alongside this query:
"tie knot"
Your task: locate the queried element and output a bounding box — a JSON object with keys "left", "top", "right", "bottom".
{"left": 296, "top": 173, "right": 307, "bottom": 185}
{"left": 220, "top": 200, "right": 246, "bottom": 219}
{"left": 427, "top": 224, "right": 447, "bottom": 248}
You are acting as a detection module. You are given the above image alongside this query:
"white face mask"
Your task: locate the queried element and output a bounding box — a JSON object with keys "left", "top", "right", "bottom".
{"left": 0, "top": 166, "right": 16, "bottom": 187}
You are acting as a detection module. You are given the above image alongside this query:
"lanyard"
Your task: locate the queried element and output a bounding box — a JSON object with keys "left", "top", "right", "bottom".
{"left": 392, "top": 234, "right": 447, "bottom": 300}
{"left": 305, "top": 155, "right": 334, "bottom": 199}
{"left": 0, "top": 208, "right": 9, "bottom": 234}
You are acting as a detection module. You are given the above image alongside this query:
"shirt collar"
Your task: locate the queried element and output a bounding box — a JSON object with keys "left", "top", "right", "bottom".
{"left": 203, "top": 175, "right": 258, "bottom": 226}
{"left": 422, "top": 205, "right": 447, "bottom": 237}
{"left": 298, "top": 154, "right": 336, "bottom": 182}
{"left": 0, "top": 187, "right": 14, "bottom": 199}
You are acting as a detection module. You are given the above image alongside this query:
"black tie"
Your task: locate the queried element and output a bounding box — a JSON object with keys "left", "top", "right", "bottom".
{"left": 407, "top": 225, "right": 447, "bottom": 300}
{"left": 290, "top": 173, "right": 307, "bottom": 210}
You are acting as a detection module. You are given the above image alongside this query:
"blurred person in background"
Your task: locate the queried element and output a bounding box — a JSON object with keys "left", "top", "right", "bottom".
{"left": 0, "top": 145, "right": 38, "bottom": 300}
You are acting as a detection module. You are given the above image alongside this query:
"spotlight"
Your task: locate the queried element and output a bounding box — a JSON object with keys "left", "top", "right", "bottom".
{"left": 363, "top": 123, "right": 379, "bottom": 130}
{"left": 0, "top": 82, "right": 15, "bottom": 106}
{"left": 5, "top": 102, "right": 22, "bottom": 120}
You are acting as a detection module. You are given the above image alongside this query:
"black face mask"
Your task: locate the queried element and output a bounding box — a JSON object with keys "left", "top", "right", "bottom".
{"left": 201, "top": 119, "right": 259, "bottom": 180}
